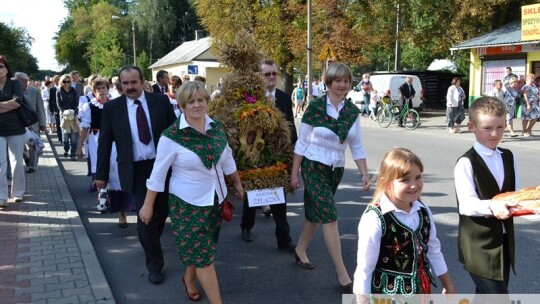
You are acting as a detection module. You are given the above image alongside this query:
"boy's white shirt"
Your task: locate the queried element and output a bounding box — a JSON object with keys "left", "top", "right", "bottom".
{"left": 454, "top": 141, "right": 519, "bottom": 217}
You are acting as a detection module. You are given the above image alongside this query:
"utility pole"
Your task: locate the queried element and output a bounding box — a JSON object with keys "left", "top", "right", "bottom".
{"left": 132, "top": 18, "right": 136, "bottom": 66}
{"left": 394, "top": 2, "right": 401, "bottom": 71}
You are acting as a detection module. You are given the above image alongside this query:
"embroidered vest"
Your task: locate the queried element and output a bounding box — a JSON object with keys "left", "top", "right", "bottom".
{"left": 89, "top": 103, "right": 102, "bottom": 130}
{"left": 457, "top": 147, "right": 515, "bottom": 280}
{"left": 161, "top": 118, "right": 228, "bottom": 169}
{"left": 368, "top": 204, "right": 435, "bottom": 295}
{"left": 301, "top": 96, "right": 360, "bottom": 143}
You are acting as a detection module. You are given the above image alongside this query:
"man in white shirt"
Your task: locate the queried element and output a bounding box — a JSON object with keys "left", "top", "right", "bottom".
{"left": 94, "top": 66, "right": 177, "bottom": 285}
{"left": 152, "top": 70, "right": 169, "bottom": 94}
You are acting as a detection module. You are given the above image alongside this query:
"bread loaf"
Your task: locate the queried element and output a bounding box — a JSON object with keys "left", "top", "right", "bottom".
{"left": 493, "top": 186, "right": 540, "bottom": 210}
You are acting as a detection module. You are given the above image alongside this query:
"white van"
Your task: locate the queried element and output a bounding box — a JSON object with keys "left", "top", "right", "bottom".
{"left": 347, "top": 74, "right": 424, "bottom": 111}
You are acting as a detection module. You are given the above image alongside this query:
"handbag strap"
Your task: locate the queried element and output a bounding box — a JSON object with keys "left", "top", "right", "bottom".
{"left": 213, "top": 166, "right": 226, "bottom": 200}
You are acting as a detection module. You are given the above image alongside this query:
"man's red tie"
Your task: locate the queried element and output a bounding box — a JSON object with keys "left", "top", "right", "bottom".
{"left": 134, "top": 100, "right": 151, "bottom": 145}
{"left": 161, "top": 87, "right": 165, "bottom": 93}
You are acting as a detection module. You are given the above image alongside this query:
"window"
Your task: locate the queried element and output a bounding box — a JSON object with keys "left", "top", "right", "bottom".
{"left": 481, "top": 59, "right": 526, "bottom": 93}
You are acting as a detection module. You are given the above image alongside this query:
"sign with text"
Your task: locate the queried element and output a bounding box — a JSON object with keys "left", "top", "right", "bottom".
{"left": 522, "top": 4, "right": 540, "bottom": 41}
{"left": 247, "top": 187, "right": 285, "bottom": 207}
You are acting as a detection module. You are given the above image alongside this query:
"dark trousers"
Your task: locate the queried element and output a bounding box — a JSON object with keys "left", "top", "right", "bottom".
{"left": 54, "top": 113, "right": 62, "bottom": 141}
{"left": 469, "top": 235, "right": 511, "bottom": 297}
{"left": 240, "top": 197, "right": 292, "bottom": 247}
{"left": 132, "top": 159, "right": 169, "bottom": 274}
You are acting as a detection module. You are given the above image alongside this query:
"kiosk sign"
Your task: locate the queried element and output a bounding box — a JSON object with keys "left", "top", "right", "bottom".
{"left": 247, "top": 187, "right": 285, "bottom": 207}
{"left": 522, "top": 4, "right": 540, "bottom": 41}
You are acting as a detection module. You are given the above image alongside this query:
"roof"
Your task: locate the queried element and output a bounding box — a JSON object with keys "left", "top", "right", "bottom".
{"left": 149, "top": 37, "right": 212, "bottom": 68}
{"left": 450, "top": 21, "right": 539, "bottom": 51}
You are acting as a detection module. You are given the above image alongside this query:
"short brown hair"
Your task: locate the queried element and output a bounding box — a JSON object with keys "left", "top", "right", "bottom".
{"left": 323, "top": 62, "right": 352, "bottom": 88}
{"left": 92, "top": 77, "right": 110, "bottom": 90}
{"left": 468, "top": 96, "right": 506, "bottom": 124}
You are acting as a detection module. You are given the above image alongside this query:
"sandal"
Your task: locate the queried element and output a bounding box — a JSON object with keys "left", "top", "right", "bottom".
{"left": 182, "top": 276, "right": 201, "bottom": 302}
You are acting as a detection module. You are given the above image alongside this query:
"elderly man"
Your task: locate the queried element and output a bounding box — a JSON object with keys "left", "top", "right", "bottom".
{"left": 397, "top": 76, "right": 416, "bottom": 127}
{"left": 14, "top": 72, "right": 46, "bottom": 173}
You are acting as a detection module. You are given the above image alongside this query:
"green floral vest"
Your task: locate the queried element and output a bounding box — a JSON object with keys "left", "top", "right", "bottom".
{"left": 301, "top": 95, "right": 360, "bottom": 143}
{"left": 161, "top": 118, "right": 228, "bottom": 169}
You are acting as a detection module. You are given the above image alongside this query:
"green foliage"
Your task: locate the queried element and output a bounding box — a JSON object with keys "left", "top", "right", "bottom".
{"left": 137, "top": 51, "right": 151, "bottom": 80}
{"left": 0, "top": 22, "right": 39, "bottom": 75}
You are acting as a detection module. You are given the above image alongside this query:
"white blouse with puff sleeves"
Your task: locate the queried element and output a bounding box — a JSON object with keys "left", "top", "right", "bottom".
{"left": 146, "top": 114, "right": 237, "bottom": 207}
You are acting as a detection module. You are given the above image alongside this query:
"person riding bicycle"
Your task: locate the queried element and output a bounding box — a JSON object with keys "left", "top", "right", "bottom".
{"left": 398, "top": 76, "right": 416, "bottom": 127}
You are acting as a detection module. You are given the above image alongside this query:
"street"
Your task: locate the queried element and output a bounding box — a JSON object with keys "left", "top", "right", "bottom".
{"left": 53, "top": 111, "right": 540, "bottom": 303}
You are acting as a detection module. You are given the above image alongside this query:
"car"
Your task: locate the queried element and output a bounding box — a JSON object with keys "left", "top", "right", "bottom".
{"left": 347, "top": 74, "right": 424, "bottom": 111}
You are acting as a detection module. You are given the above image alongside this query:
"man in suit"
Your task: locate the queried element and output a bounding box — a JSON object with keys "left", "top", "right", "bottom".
{"left": 14, "top": 72, "right": 46, "bottom": 173}
{"left": 152, "top": 70, "right": 169, "bottom": 94}
{"left": 48, "top": 75, "right": 62, "bottom": 142}
{"left": 397, "top": 76, "right": 416, "bottom": 127}
{"left": 70, "top": 70, "right": 84, "bottom": 97}
{"left": 239, "top": 59, "right": 297, "bottom": 252}
{"left": 94, "top": 66, "right": 176, "bottom": 285}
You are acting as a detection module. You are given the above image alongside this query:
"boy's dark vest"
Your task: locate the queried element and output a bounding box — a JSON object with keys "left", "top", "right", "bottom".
{"left": 368, "top": 203, "right": 435, "bottom": 294}
{"left": 457, "top": 147, "right": 515, "bottom": 281}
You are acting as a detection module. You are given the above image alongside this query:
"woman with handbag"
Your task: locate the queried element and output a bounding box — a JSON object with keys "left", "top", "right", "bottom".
{"left": 0, "top": 55, "right": 26, "bottom": 207}
{"left": 141, "top": 81, "right": 243, "bottom": 303}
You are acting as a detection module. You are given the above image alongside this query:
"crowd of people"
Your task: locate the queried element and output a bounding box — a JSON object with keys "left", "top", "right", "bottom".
{"left": 0, "top": 52, "right": 535, "bottom": 304}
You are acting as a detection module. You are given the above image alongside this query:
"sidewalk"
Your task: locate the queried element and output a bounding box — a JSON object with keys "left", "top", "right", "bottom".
{"left": 0, "top": 134, "right": 114, "bottom": 304}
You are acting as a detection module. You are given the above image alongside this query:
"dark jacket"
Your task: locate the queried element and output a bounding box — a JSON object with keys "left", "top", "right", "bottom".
{"left": 95, "top": 92, "right": 176, "bottom": 192}
{"left": 56, "top": 87, "right": 79, "bottom": 114}
{"left": 0, "top": 79, "right": 26, "bottom": 136}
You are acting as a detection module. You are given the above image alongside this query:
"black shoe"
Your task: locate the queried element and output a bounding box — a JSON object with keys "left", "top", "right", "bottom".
{"left": 263, "top": 208, "right": 272, "bottom": 218}
{"left": 26, "top": 168, "right": 36, "bottom": 174}
{"left": 148, "top": 272, "right": 164, "bottom": 285}
{"left": 337, "top": 274, "right": 353, "bottom": 293}
{"left": 63, "top": 152, "right": 68, "bottom": 157}
{"left": 293, "top": 248, "right": 314, "bottom": 270}
{"left": 241, "top": 229, "right": 253, "bottom": 242}
{"left": 278, "top": 241, "right": 296, "bottom": 253}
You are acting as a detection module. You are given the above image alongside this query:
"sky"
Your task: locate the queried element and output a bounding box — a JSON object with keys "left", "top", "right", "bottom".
{"left": 0, "top": 0, "right": 68, "bottom": 71}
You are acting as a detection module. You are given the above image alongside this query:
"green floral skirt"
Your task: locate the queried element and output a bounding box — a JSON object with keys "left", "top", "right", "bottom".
{"left": 301, "top": 158, "right": 344, "bottom": 224}
{"left": 169, "top": 193, "right": 222, "bottom": 268}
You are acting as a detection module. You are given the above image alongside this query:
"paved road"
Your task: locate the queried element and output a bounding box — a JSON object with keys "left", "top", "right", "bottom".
{"left": 53, "top": 109, "right": 540, "bottom": 303}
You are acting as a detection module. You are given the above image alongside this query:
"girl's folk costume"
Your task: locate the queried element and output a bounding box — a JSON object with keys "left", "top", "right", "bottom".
{"left": 354, "top": 195, "right": 448, "bottom": 295}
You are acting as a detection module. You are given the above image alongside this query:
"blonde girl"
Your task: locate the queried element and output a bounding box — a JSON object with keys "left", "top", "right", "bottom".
{"left": 353, "top": 148, "right": 455, "bottom": 303}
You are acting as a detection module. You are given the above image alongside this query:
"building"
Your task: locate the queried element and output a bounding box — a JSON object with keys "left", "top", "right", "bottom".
{"left": 149, "top": 36, "right": 227, "bottom": 92}
{"left": 450, "top": 21, "right": 540, "bottom": 105}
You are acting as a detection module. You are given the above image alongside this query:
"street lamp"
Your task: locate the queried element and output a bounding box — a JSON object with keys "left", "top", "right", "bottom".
{"left": 112, "top": 15, "right": 136, "bottom": 66}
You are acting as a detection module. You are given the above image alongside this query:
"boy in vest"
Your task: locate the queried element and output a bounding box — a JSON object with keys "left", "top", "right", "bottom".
{"left": 454, "top": 96, "right": 518, "bottom": 297}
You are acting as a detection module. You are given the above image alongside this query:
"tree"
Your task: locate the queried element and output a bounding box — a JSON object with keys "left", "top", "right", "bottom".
{"left": 0, "top": 22, "right": 39, "bottom": 75}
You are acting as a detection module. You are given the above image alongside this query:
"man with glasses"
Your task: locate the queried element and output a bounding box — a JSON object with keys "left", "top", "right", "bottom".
{"left": 239, "top": 59, "right": 297, "bottom": 253}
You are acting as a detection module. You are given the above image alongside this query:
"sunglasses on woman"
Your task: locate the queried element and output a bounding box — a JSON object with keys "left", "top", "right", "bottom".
{"left": 63, "top": 80, "right": 71, "bottom": 84}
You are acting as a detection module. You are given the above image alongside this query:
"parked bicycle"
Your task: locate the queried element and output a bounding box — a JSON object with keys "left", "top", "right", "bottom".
{"left": 377, "top": 97, "right": 420, "bottom": 129}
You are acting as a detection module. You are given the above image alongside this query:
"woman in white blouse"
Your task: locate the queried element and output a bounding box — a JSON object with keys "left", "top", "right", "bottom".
{"left": 445, "top": 77, "right": 466, "bottom": 133}
{"left": 142, "top": 81, "right": 243, "bottom": 304}
{"left": 290, "top": 62, "right": 371, "bottom": 293}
